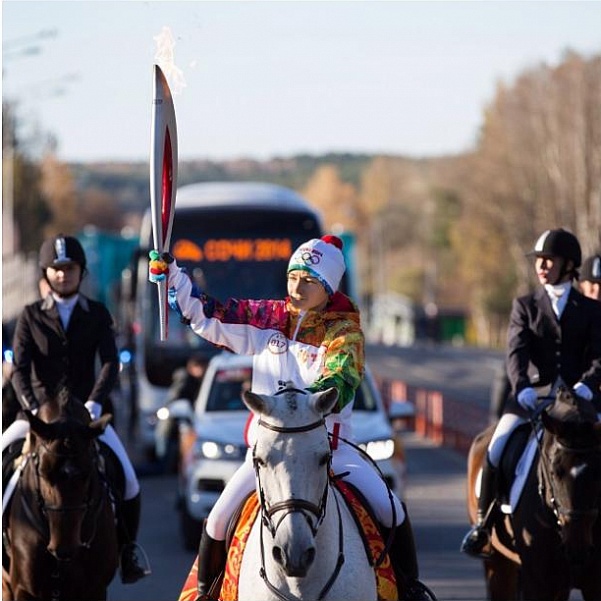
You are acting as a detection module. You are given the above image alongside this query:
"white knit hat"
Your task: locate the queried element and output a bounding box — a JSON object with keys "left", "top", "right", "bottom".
{"left": 287, "top": 235, "right": 346, "bottom": 295}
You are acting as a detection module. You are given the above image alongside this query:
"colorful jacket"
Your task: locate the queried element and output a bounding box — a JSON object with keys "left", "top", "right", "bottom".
{"left": 166, "top": 261, "right": 365, "bottom": 442}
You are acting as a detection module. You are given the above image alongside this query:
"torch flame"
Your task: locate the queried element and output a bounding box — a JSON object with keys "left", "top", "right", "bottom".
{"left": 153, "top": 26, "right": 187, "bottom": 95}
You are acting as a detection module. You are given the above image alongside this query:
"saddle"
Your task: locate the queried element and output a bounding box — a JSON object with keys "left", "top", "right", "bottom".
{"left": 177, "top": 481, "right": 398, "bottom": 601}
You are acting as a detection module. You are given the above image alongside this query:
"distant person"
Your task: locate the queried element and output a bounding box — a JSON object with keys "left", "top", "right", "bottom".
{"left": 579, "top": 253, "right": 601, "bottom": 302}
{"left": 155, "top": 353, "right": 209, "bottom": 470}
{"left": 167, "top": 353, "right": 209, "bottom": 406}
{"left": 2, "top": 235, "right": 150, "bottom": 583}
{"left": 462, "top": 228, "right": 601, "bottom": 558}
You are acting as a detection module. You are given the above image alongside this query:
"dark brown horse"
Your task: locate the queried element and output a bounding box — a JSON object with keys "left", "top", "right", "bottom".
{"left": 466, "top": 388, "right": 601, "bottom": 601}
{"left": 2, "top": 392, "right": 119, "bottom": 601}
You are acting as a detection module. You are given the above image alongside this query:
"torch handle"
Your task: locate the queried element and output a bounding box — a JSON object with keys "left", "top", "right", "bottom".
{"left": 157, "top": 278, "right": 168, "bottom": 342}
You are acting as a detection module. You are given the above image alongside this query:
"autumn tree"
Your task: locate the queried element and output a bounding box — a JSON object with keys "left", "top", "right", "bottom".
{"left": 40, "top": 151, "right": 79, "bottom": 237}
{"left": 451, "top": 50, "right": 601, "bottom": 344}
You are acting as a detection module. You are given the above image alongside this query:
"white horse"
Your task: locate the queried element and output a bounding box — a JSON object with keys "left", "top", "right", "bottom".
{"left": 237, "top": 385, "right": 378, "bottom": 601}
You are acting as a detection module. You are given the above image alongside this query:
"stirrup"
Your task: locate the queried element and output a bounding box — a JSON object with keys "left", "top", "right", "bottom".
{"left": 120, "top": 542, "right": 152, "bottom": 583}
{"left": 403, "top": 579, "right": 438, "bottom": 601}
{"left": 460, "top": 524, "right": 493, "bottom": 559}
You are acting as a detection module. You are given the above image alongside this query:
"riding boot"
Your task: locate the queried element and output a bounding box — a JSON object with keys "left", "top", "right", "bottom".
{"left": 460, "top": 459, "right": 497, "bottom": 558}
{"left": 384, "top": 504, "right": 432, "bottom": 601}
{"left": 119, "top": 493, "right": 151, "bottom": 584}
{"left": 196, "top": 521, "right": 227, "bottom": 601}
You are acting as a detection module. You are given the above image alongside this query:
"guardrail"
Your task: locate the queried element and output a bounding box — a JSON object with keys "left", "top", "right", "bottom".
{"left": 377, "top": 377, "right": 489, "bottom": 455}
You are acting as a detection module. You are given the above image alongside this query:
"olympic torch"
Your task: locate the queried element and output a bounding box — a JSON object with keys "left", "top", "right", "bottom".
{"left": 150, "top": 64, "right": 178, "bottom": 341}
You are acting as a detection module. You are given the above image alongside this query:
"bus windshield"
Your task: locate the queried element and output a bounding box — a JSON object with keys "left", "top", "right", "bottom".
{"left": 142, "top": 207, "right": 321, "bottom": 383}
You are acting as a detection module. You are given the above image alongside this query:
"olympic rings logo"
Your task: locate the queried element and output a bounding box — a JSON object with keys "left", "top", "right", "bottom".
{"left": 300, "top": 251, "right": 321, "bottom": 266}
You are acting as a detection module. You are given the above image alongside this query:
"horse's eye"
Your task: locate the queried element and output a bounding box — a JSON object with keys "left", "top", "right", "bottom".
{"left": 319, "top": 453, "right": 331, "bottom": 467}
{"left": 254, "top": 456, "right": 266, "bottom": 469}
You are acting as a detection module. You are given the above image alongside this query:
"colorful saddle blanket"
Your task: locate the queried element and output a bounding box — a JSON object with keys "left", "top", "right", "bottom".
{"left": 178, "top": 480, "right": 397, "bottom": 601}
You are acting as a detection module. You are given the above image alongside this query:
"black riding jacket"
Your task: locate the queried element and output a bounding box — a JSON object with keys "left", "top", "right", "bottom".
{"left": 11, "top": 294, "right": 119, "bottom": 411}
{"left": 506, "top": 286, "right": 601, "bottom": 411}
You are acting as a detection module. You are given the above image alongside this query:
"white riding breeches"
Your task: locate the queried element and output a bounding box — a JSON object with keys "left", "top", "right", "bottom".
{"left": 205, "top": 443, "right": 404, "bottom": 540}
{"left": 487, "top": 413, "right": 528, "bottom": 468}
{"left": 1, "top": 418, "right": 139, "bottom": 500}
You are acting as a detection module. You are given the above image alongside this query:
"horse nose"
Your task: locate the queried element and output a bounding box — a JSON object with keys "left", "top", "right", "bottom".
{"left": 272, "top": 545, "right": 315, "bottom": 577}
{"left": 47, "top": 544, "right": 76, "bottom": 562}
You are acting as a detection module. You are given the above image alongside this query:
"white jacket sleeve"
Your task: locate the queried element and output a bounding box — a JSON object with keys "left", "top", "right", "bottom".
{"left": 166, "top": 260, "right": 264, "bottom": 355}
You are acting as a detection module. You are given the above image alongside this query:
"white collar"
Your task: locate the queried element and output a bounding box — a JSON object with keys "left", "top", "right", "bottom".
{"left": 544, "top": 282, "right": 571, "bottom": 298}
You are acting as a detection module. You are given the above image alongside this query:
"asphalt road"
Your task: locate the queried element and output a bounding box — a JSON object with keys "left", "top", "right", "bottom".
{"left": 366, "top": 342, "right": 505, "bottom": 408}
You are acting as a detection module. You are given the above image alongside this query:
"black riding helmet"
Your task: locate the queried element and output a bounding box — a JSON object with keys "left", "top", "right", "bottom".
{"left": 39, "top": 235, "right": 87, "bottom": 271}
{"left": 527, "top": 228, "right": 581, "bottom": 284}
{"left": 580, "top": 254, "right": 601, "bottom": 283}
{"left": 528, "top": 228, "right": 582, "bottom": 267}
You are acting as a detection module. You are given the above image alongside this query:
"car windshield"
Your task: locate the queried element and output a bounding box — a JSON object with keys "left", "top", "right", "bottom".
{"left": 205, "top": 366, "right": 377, "bottom": 413}
{"left": 206, "top": 367, "right": 252, "bottom": 412}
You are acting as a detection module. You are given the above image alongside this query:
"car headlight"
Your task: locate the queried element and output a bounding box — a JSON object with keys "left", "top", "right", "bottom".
{"left": 359, "top": 438, "right": 395, "bottom": 461}
{"left": 156, "top": 406, "right": 171, "bottom": 421}
{"left": 192, "top": 440, "right": 246, "bottom": 461}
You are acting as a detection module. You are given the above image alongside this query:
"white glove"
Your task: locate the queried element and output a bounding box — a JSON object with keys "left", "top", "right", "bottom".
{"left": 572, "top": 382, "right": 593, "bottom": 401}
{"left": 517, "top": 387, "right": 538, "bottom": 411}
{"left": 85, "top": 400, "right": 103, "bottom": 420}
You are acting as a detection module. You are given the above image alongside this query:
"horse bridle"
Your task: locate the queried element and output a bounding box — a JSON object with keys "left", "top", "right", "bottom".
{"left": 253, "top": 408, "right": 345, "bottom": 601}
{"left": 254, "top": 416, "right": 330, "bottom": 536}
{"left": 536, "top": 429, "right": 601, "bottom": 527}
{"left": 24, "top": 440, "right": 105, "bottom": 553}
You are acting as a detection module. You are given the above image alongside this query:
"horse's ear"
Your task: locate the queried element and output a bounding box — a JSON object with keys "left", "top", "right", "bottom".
{"left": 25, "top": 410, "right": 54, "bottom": 441}
{"left": 242, "top": 390, "right": 274, "bottom": 416}
{"left": 87, "top": 414, "right": 112, "bottom": 438}
{"left": 311, "top": 387, "right": 339, "bottom": 416}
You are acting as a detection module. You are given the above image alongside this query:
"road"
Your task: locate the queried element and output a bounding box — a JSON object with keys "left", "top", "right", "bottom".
{"left": 108, "top": 432, "right": 487, "bottom": 601}
{"left": 366, "top": 342, "right": 505, "bottom": 408}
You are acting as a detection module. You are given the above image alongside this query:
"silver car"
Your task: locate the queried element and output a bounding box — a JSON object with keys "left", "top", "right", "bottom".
{"left": 173, "top": 351, "right": 410, "bottom": 550}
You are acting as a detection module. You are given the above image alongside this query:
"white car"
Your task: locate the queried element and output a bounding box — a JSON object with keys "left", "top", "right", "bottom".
{"left": 173, "top": 351, "right": 410, "bottom": 550}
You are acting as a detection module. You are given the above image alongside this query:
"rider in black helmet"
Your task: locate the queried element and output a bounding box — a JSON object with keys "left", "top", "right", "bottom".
{"left": 461, "top": 228, "right": 601, "bottom": 558}
{"left": 3, "top": 234, "right": 151, "bottom": 583}
{"left": 579, "top": 253, "right": 601, "bottom": 302}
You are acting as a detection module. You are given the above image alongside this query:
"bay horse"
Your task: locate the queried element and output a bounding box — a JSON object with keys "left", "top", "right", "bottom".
{"left": 466, "top": 388, "right": 601, "bottom": 601}
{"left": 2, "top": 391, "right": 120, "bottom": 601}
{"left": 237, "top": 385, "right": 379, "bottom": 601}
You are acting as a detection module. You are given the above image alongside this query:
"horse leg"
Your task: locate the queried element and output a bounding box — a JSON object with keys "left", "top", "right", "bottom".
{"left": 2, "top": 568, "right": 14, "bottom": 601}
{"left": 484, "top": 552, "right": 519, "bottom": 601}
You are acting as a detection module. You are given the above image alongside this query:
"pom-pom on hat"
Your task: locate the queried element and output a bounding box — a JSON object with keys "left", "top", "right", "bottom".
{"left": 287, "top": 235, "right": 346, "bottom": 295}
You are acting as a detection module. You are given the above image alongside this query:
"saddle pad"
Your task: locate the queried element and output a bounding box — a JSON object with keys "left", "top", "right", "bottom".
{"left": 177, "top": 495, "right": 259, "bottom": 601}
{"left": 177, "top": 484, "right": 397, "bottom": 601}
{"left": 506, "top": 435, "right": 538, "bottom": 514}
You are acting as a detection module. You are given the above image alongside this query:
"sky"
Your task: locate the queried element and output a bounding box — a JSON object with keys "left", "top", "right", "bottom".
{"left": 3, "top": 1, "right": 601, "bottom": 163}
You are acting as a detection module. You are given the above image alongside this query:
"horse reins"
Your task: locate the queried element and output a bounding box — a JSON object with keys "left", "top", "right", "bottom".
{"left": 253, "top": 415, "right": 346, "bottom": 601}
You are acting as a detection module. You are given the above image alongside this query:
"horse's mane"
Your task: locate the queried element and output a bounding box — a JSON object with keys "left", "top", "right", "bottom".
{"left": 34, "top": 387, "right": 92, "bottom": 440}
{"left": 547, "top": 388, "right": 597, "bottom": 424}
{"left": 543, "top": 387, "right": 600, "bottom": 449}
